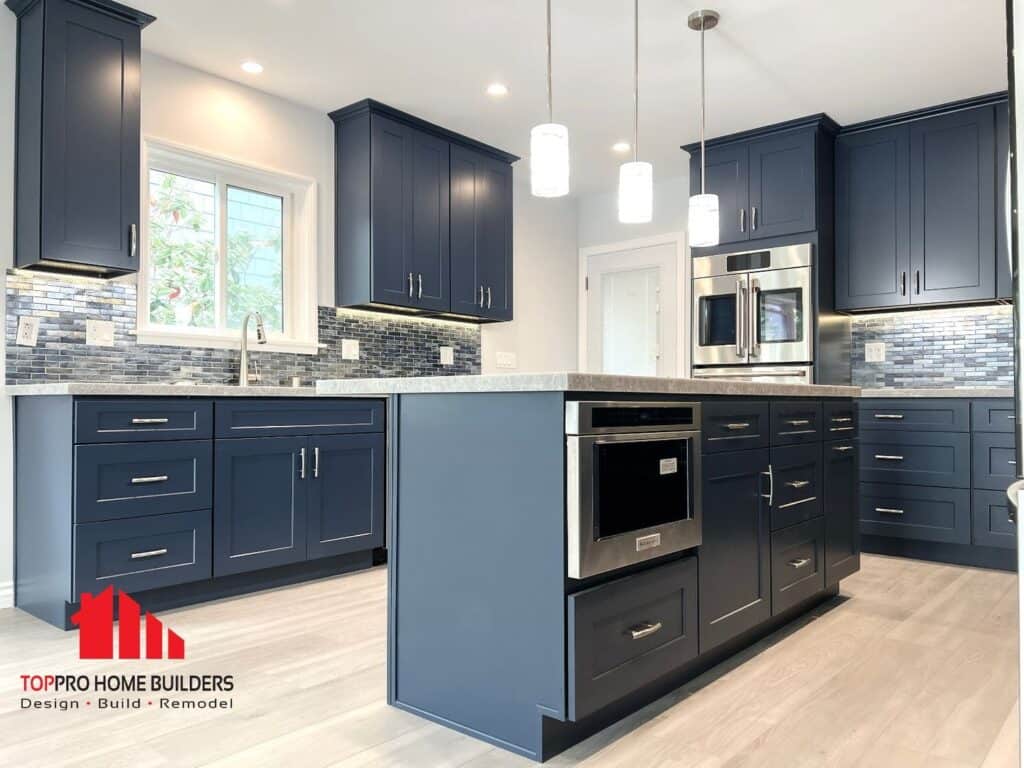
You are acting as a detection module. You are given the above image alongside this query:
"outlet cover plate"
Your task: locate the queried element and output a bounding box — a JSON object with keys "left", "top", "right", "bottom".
{"left": 865, "top": 342, "right": 886, "bottom": 363}
{"left": 86, "top": 319, "right": 115, "bottom": 347}
{"left": 15, "top": 316, "right": 39, "bottom": 347}
{"left": 341, "top": 339, "right": 360, "bottom": 361}
{"left": 439, "top": 346, "right": 454, "bottom": 366}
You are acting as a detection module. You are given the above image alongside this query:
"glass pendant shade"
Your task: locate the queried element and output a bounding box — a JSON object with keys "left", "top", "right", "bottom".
{"left": 687, "top": 193, "right": 720, "bottom": 247}
{"left": 617, "top": 161, "right": 653, "bottom": 223}
{"left": 530, "top": 122, "right": 570, "bottom": 197}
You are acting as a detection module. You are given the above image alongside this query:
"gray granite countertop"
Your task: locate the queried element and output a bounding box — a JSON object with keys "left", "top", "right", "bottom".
{"left": 3, "top": 382, "right": 365, "bottom": 398}
{"left": 316, "top": 373, "right": 861, "bottom": 398}
{"left": 859, "top": 387, "right": 1015, "bottom": 399}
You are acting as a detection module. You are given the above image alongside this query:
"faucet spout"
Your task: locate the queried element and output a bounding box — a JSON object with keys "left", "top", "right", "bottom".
{"left": 239, "top": 311, "right": 267, "bottom": 387}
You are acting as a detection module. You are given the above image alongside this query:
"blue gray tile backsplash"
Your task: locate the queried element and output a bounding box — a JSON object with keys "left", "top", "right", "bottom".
{"left": 5, "top": 269, "right": 481, "bottom": 384}
{"left": 851, "top": 304, "right": 1014, "bottom": 389}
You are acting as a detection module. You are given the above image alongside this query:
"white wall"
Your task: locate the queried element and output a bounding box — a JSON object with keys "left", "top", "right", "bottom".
{"left": 141, "top": 53, "right": 336, "bottom": 306}
{"left": 0, "top": 10, "right": 15, "bottom": 608}
{"left": 481, "top": 179, "right": 579, "bottom": 373}
{"left": 577, "top": 174, "right": 689, "bottom": 249}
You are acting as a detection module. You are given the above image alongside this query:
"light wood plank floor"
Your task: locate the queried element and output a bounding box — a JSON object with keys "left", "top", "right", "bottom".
{"left": 0, "top": 554, "right": 1018, "bottom": 767}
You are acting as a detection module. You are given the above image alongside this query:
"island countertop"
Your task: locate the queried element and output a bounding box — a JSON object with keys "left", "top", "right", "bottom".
{"left": 315, "top": 372, "right": 861, "bottom": 398}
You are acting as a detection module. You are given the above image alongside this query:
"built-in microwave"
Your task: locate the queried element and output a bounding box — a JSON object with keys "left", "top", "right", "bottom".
{"left": 565, "top": 401, "right": 702, "bottom": 580}
{"left": 692, "top": 243, "right": 813, "bottom": 370}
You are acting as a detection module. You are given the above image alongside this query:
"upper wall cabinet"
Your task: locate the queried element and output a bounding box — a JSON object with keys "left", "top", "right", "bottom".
{"left": 7, "top": 0, "right": 155, "bottom": 275}
{"left": 331, "top": 100, "right": 518, "bottom": 322}
{"left": 835, "top": 95, "right": 1008, "bottom": 312}
{"left": 683, "top": 115, "right": 837, "bottom": 249}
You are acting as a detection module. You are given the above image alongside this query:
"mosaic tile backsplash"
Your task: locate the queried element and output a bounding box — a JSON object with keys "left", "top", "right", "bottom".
{"left": 851, "top": 304, "right": 1014, "bottom": 389}
{"left": 5, "top": 270, "right": 481, "bottom": 384}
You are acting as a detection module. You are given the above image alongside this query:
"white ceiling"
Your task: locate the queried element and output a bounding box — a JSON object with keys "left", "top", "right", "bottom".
{"left": 132, "top": 0, "right": 1008, "bottom": 195}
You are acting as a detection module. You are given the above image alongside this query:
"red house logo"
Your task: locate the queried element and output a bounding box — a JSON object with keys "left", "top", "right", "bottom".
{"left": 70, "top": 586, "right": 185, "bottom": 660}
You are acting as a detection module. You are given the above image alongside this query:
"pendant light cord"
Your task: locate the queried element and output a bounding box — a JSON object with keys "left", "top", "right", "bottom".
{"left": 699, "top": 11, "right": 706, "bottom": 194}
{"left": 546, "top": 0, "right": 553, "bottom": 123}
{"left": 633, "top": 0, "right": 639, "bottom": 162}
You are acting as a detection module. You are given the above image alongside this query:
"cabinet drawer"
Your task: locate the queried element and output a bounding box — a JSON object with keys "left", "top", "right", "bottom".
{"left": 973, "top": 490, "right": 1017, "bottom": 550}
{"left": 702, "top": 401, "right": 770, "bottom": 453}
{"left": 770, "top": 443, "right": 823, "bottom": 530}
{"left": 75, "top": 399, "right": 212, "bottom": 443}
{"left": 973, "top": 432, "right": 1017, "bottom": 491}
{"left": 858, "top": 399, "right": 969, "bottom": 432}
{"left": 859, "top": 482, "right": 970, "bottom": 544}
{"left": 214, "top": 399, "right": 385, "bottom": 438}
{"left": 74, "top": 510, "right": 212, "bottom": 596}
{"left": 972, "top": 399, "right": 1016, "bottom": 433}
{"left": 823, "top": 400, "right": 858, "bottom": 439}
{"left": 74, "top": 441, "right": 213, "bottom": 523}
{"left": 859, "top": 430, "right": 969, "bottom": 488}
{"left": 770, "top": 401, "right": 822, "bottom": 446}
{"left": 771, "top": 518, "right": 825, "bottom": 615}
{"left": 567, "top": 556, "right": 698, "bottom": 721}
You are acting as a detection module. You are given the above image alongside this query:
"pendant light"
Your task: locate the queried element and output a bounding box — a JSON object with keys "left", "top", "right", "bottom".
{"left": 530, "top": 0, "right": 570, "bottom": 197}
{"left": 687, "top": 9, "right": 720, "bottom": 247}
{"left": 618, "top": 0, "right": 653, "bottom": 223}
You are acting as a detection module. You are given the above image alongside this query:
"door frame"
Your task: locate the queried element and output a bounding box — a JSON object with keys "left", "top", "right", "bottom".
{"left": 577, "top": 232, "right": 689, "bottom": 377}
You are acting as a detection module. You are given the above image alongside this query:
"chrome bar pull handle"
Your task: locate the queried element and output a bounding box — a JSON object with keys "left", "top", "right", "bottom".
{"left": 876, "top": 507, "right": 904, "bottom": 515}
{"left": 627, "top": 621, "right": 663, "bottom": 641}
{"left": 833, "top": 445, "right": 855, "bottom": 453}
{"left": 874, "top": 414, "right": 905, "bottom": 420}
{"left": 130, "top": 224, "right": 138, "bottom": 258}
{"left": 724, "top": 422, "right": 750, "bottom": 431}
{"left": 418, "top": 273, "right": 423, "bottom": 299}
{"left": 787, "top": 557, "right": 810, "bottom": 569}
{"left": 479, "top": 285, "right": 485, "bottom": 308}
{"left": 762, "top": 464, "right": 774, "bottom": 506}
{"left": 131, "top": 417, "right": 169, "bottom": 425}
{"left": 901, "top": 271, "right": 907, "bottom": 296}
{"left": 786, "top": 419, "right": 810, "bottom": 427}
{"left": 486, "top": 286, "right": 492, "bottom": 309}
{"left": 751, "top": 206, "right": 758, "bottom": 230}
{"left": 748, "top": 277, "right": 760, "bottom": 358}
{"left": 874, "top": 454, "right": 904, "bottom": 461}
{"left": 916, "top": 269, "right": 921, "bottom": 294}
{"left": 739, "top": 207, "right": 746, "bottom": 233}
{"left": 778, "top": 496, "right": 817, "bottom": 510}
{"left": 831, "top": 417, "right": 853, "bottom": 423}
{"left": 785, "top": 479, "right": 811, "bottom": 489}
{"left": 314, "top": 446, "right": 320, "bottom": 478}
{"left": 735, "top": 279, "right": 745, "bottom": 357}
{"left": 299, "top": 448, "right": 307, "bottom": 479}
{"left": 408, "top": 272, "right": 414, "bottom": 298}
{"left": 131, "top": 548, "right": 167, "bottom": 560}
{"left": 131, "top": 475, "right": 168, "bottom": 485}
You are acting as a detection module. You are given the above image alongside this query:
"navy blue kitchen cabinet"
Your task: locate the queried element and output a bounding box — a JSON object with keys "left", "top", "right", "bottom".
{"left": 332, "top": 99, "right": 517, "bottom": 321}
{"left": 698, "top": 448, "right": 772, "bottom": 653}
{"left": 836, "top": 95, "right": 1006, "bottom": 311}
{"left": 450, "top": 145, "right": 514, "bottom": 320}
{"left": 307, "top": 433, "right": 386, "bottom": 559}
{"left": 214, "top": 436, "right": 309, "bottom": 577}
{"left": 7, "top": 0, "right": 154, "bottom": 275}
{"left": 973, "top": 490, "right": 1017, "bottom": 549}
{"left": 683, "top": 116, "right": 835, "bottom": 248}
{"left": 996, "top": 101, "right": 1012, "bottom": 300}
{"left": 835, "top": 124, "right": 911, "bottom": 310}
{"left": 823, "top": 440, "right": 860, "bottom": 584}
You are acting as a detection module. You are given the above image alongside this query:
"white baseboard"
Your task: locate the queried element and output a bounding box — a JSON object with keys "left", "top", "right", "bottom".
{"left": 0, "top": 580, "right": 13, "bottom": 609}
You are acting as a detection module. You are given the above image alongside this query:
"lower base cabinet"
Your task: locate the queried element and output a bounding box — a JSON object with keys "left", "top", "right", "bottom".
{"left": 567, "top": 556, "right": 698, "bottom": 721}
{"left": 860, "top": 482, "right": 971, "bottom": 544}
{"left": 823, "top": 440, "right": 860, "bottom": 584}
{"left": 973, "top": 489, "right": 1017, "bottom": 549}
{"left": 699, "top": 448, "right": 771, "bottom": 653}
{"left": 771, "top": 517, "right": 826, "bottom": 614}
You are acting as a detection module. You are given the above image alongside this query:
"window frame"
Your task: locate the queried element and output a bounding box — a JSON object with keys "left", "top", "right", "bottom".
{"left": 138, "top": 138, "right": 319, "bottom": 354}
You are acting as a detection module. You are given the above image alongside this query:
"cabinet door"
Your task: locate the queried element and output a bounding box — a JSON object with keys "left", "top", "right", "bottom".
{"left": 996, "top": 101, "right": 1012, "bottom": 300}
{"left": 408, "top": 130, "right": 450, "bottom": 311}
{"left": 370, "top": 115, "right": 416, "bottom": 307}
{"left": 40, "top": 0, "right": 141, "bottom": 272}
{"left": 450, "top": 146, "right": 514, "bottom": 320}
{"left": 307, "top": 433, "right": 386, "bottom": 559}
{"left": 699, "top": 448, "right": 771, "bottom": 653}
{"left": 823, "top": 441, "right": 860, "bottom": 584}
{"left": 213, "top": 437, "right": 308, "bottom": 576}
{"left": 909, "top": 105, "right": 996, "bottom": 305}
{"left": 748, "top": 130, "right": 816, "bottom": 239}
{"left": 690, "top": 144, "right": 749, "bottom": 246}
{"left": 835, "top": 126, "right": 911, "bottom": 310}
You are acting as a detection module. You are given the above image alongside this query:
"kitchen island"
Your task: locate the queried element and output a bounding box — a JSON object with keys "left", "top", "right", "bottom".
{"left": 317, "top": 373, "right": 861, "bottom": 762}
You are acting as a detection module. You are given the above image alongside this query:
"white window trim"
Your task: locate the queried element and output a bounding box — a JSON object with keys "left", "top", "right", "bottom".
{"left": 137, "top": 137, "right": 320, "bottom": 355}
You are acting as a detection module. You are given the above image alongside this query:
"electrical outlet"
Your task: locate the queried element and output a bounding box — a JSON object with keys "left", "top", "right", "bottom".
{"left": 86, "top": 319, "right": 115, "bottom": 347}
{"left": 865, "top": 342, "right": 886, "bottom": 363}
{"left": 341, "top": 339, "right": 360, "bottom": 361}
{"left": 16, "top": 316, "right": 39, "bottom": 347}
{"left": 439, "top": 346, "right": 455, "bottom": 366}
{"left": 495, "top": 351, "right": 518, "bottom": 369}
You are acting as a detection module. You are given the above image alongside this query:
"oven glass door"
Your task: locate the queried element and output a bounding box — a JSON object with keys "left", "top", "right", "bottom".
{"left": 593, "top": 436, "right": 690, "bottom": 539}
{"left": 693, "top": 274, "right": 748, "bottom": 366}
{"left": 749, "top": 266, "right": 813, "bottom": 364}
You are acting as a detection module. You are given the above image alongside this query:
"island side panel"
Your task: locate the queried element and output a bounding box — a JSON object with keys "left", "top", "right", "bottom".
{"left": 391, "top": 392, "right": 567, "bottom": 759}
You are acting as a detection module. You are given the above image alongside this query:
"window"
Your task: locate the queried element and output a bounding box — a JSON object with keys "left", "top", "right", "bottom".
{"left": 139, "top": 140, "right": 318, "bottom": 352}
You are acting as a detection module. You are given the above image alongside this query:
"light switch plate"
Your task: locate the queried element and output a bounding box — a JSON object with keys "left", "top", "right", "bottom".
{"left": 15, "top": 316, "right": 39, "bottom": 347}
{"left": 86, "top": 319, "right": 115, "bottom": 347}
{"left": 341, "top": 339, "right": 360, "bottom": 361}
{"left": 865, "top": 342, "right": 886, "bottom": 363}
{"left": 439, "top": 346, "right": 455, "bottom": 366}
{"left": 495, "top": 351, "right": 518, "bottom": 369}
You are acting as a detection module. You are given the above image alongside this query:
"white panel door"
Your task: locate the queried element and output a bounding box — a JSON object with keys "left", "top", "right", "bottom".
{"left": 584, "top": 243, "right": 678, "bottom": 377}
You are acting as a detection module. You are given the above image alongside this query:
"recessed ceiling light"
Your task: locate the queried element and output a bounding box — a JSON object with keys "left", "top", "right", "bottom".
{"left": 612, "top": 141, "right": 631, "bottom": 154}
{"left": 241, "top": 61, "right": 264, "bottom": 75}
{"left": 485, "top": 82, "right": 509, "bottom": 97}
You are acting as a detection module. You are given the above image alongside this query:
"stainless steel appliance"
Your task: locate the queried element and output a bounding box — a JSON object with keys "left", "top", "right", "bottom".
{"left": 692, "top": 243, "right": 814, "bottom": 373}
{"left": 566, "top": 401, "right": 702, "bottom": 579}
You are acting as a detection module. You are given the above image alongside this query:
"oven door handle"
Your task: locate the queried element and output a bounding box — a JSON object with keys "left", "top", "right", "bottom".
{"left": 748, "top": 277, "right": 760, "bottom": 358}
{"left": 735, "top": 279, "right": 746, "bottom": 358}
